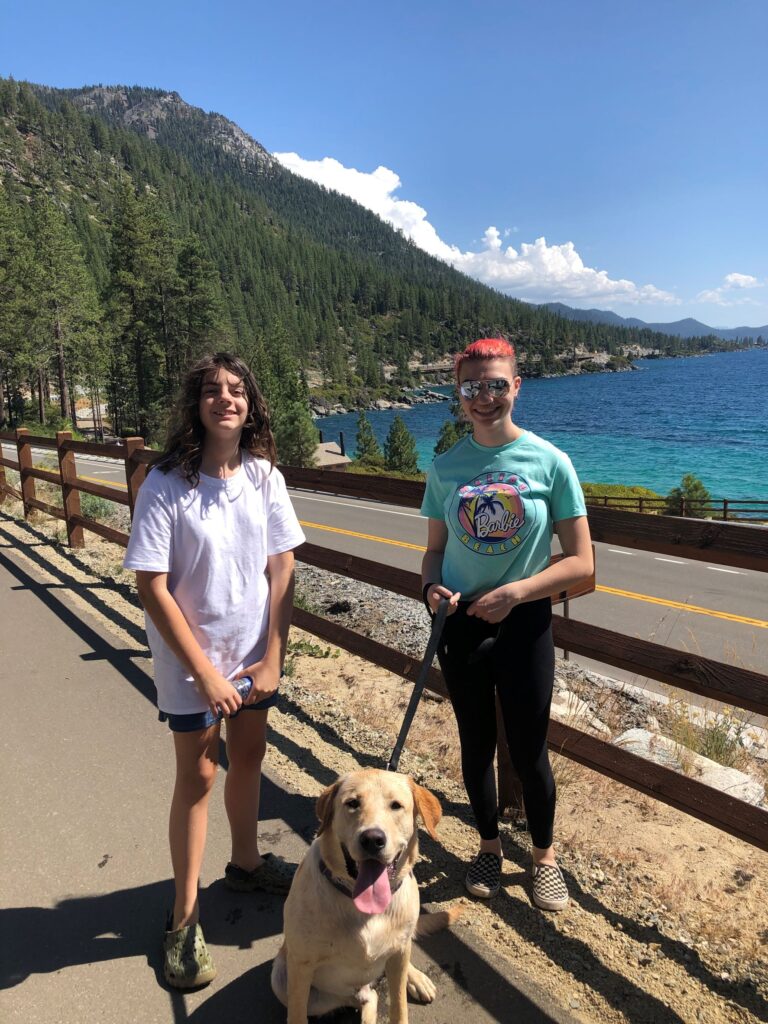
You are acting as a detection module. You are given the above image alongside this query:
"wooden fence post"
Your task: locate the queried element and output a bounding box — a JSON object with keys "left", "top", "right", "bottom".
{"left": 560, "top": 594, "right": 570, "bottom": 660}
{"left": 123, "top": 437, "right": 146, "bottom": 520}
{"left": 0, "top": 445, "right": 6, "bottom": 506}
{"left": 15, "top": 428, "right": 34, "bottom": 520}
{"left": 56, "top": 430, "right": 84, "bottom": 548}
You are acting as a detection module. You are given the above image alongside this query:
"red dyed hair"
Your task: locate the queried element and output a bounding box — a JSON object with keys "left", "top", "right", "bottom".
{"left": 454, "top": 337, "right": 518, "bottom": 379}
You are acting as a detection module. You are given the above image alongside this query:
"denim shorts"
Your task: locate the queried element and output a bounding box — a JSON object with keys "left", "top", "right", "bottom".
{"left": 158, "top": 682, "right": 281, "bottom": 733}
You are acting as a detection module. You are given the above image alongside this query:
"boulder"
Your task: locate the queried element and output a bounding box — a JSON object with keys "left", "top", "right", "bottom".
{"left": 613, "top": 728, "right": 765, "bottom": 805}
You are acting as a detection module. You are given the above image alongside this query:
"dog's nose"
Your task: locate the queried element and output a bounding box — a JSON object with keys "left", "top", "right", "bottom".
{"left": 359, "top": 828, "right": 387, "bottom": 855}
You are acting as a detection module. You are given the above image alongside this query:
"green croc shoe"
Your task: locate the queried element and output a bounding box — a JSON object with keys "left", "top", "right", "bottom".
{"left": 163, "top": 921, "right": 217, "bottom": 989}
{"left": 224, "top": 853, "right": 296, "bottom": 895}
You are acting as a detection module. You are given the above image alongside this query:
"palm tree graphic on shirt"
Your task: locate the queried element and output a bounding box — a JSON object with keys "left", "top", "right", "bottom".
{"left": 458, "top": 485, "right": 524, "bottom": 541}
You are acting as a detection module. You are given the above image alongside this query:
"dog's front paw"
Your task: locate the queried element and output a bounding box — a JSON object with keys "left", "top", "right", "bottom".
{"left": 406, "top": 965, "right": 436, "bottom": 1003}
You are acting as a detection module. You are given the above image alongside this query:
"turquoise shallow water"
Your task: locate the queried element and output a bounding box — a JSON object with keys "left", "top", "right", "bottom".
{"left": 316, "top": 348, "right": 768, "bottom": 500}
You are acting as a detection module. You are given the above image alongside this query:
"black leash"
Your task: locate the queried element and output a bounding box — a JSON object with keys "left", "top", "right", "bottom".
{"left": 387, "top": 597, "right": 448, "bottom": 773}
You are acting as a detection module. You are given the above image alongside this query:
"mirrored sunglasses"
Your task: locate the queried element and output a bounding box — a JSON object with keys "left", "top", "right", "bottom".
{"left": 459, "top": 378, "right": 511, "bottom": 399}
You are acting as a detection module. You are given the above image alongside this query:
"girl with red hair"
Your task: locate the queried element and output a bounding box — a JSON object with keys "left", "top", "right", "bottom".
{"left": 421, "top": 338, "right": 592, "bottom": 910}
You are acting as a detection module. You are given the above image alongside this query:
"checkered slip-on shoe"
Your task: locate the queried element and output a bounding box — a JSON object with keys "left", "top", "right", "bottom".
{"left": 465, "top": 852, "right": 502, "bottom": 898}
{"left": 531, "top": 863, "right": 569, "bottom": 911}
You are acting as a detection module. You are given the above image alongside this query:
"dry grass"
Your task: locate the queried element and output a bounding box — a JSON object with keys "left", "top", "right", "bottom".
{"left": 663, "top": 696, "right": 755, "bottom": 771}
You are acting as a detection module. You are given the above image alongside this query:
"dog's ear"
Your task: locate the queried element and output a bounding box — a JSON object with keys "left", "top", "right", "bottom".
{"left": 315, "top": 781, "right": 340, "bottom": 836}
{"left": 409, "top": 779, "right": 442, "bottom": 840}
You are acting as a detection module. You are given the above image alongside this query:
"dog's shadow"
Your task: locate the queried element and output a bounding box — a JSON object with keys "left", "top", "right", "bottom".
{"left": 186, "top": 968, "right": 360, "bottom": 1023}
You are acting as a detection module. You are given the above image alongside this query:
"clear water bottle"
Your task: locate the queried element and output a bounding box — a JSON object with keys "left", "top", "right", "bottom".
{"left": 216, "top": 676, "right": 253, "bottom": 721}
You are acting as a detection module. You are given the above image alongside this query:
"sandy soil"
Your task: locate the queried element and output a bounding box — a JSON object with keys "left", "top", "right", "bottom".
{"left": 1, "top": 501, "right": 766, "bottom": 1024}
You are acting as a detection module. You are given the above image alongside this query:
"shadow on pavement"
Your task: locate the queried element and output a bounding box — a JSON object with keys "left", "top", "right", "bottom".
{"left": 2, "top": 535, "right": 747, "bottom": 1024}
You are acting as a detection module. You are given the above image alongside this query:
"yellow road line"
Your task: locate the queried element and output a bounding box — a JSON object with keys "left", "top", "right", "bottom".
{"left": 595, "top": 585, "right": 768, "bottom": 629}
{"left": 77, "top": 473, "right": 127, "bottom": 489}
{"left": 299, "top": 519, "right": 767, "bottom": 629}
{"left": 299, "top": 520, "right": 426, "bottom": 552}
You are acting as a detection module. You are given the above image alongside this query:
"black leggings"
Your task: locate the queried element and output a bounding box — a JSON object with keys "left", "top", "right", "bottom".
{"left": 436, "top": 597, "right": 556, "bottom": 849}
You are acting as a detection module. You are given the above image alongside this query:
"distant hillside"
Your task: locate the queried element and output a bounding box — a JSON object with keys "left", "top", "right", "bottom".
{"left": 541, "top": 302, "right": 767, "bottom": 342}
{"left": 0, "top": 77, "right": 746, "bottom": 443}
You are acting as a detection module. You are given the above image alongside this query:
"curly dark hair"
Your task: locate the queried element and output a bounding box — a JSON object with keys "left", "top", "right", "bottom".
{"left": 153, "top": 352, "right": 277, "bottom": 485}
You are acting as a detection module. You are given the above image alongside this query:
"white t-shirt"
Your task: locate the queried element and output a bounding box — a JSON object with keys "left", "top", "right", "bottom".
{"left": 123, "top": 454, "right": 306, "bottom": 714}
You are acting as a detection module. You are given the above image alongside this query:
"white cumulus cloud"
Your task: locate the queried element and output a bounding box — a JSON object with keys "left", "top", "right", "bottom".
{"left": 274, "top": 151, "right": 678, "bottom": 306}
{"left": 696, "top": 273, "right": 763, "bottom": 306}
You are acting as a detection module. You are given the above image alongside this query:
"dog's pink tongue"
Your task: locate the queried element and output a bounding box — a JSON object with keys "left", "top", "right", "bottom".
{"left": 352, "top": 860, "right": 392, "bottom": 914}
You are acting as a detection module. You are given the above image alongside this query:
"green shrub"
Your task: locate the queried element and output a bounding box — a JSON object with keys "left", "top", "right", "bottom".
{"left": 80, "top": 492, "right": 116, "bottom": 521}
{"left": 582, "top": 482, "right": 663, "bottom": 512}
{"left": 287, "top": 638, "right": 338, "bottom": 659}
{"left": 664, "top": 474, "right": 713, "bottom": 518}
{"left": 346, "top": 463, "right": 424, "bottom": 481}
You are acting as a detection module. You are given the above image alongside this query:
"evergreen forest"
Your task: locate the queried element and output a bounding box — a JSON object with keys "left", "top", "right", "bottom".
{"left": 0, "top": 78, "right": 733, "bottom": 456}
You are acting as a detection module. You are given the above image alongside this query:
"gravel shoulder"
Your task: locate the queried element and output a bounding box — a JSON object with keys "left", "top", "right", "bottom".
{"left": 2, "top": 502, "right": 766, "bottom": 1024}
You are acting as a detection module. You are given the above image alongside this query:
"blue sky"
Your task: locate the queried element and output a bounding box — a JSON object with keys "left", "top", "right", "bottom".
{"left": 2, "top": 0, "right": 766, "bottom": 328}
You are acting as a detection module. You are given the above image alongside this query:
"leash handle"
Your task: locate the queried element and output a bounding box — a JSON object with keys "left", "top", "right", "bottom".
{"left": 387, "top": 597, "right": 449, "bottom": 773}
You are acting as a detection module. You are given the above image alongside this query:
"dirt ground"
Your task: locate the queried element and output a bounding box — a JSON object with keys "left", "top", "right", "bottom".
{"left": 1, "top": 501, "right": 766, "bottom": 1024}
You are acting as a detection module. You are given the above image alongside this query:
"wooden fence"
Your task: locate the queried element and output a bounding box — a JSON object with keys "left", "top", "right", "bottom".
{"left": 2, "top": 428, "right": 767, "bottom": 852}
{"left": 586, "top": 493, "right": 768, "bottom": 521}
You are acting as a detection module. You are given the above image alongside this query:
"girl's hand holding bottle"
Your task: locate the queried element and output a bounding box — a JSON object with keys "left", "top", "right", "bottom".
{"left": 197, "top": 667, "right": 245, "bottom": 718}
{"left": 236, "top": 655, "right": 281, "bottom": 704}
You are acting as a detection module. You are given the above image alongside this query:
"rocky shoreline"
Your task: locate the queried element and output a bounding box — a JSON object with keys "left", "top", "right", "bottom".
{"left": 310, "top": 386, "right": 449, "bottom": 418}
{"left": 308, "top": 346, "right": 644, "bottom": 417}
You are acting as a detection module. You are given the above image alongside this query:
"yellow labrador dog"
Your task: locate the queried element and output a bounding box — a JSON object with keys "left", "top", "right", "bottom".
{"left": 271, "top": 769, "right": 459, "bottom": 1024}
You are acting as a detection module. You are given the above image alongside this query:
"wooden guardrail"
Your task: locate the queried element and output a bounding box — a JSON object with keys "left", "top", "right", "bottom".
{"left": 585, "top": 494, "right": 768, "bottom": 521}
{"left": 2, "top": 431, "right": 767, "bottom": 851}
{"left": 0, "top": 428, "right": 147, "bottom": 548}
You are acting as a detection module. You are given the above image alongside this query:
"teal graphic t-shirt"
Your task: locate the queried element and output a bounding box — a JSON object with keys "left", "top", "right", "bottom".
{"left": 420, "top": 431, "right": 586, "bottom": 599}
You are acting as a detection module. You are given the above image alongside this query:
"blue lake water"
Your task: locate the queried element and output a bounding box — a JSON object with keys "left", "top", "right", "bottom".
{"left": 316, "top": 348, "right": 768, "bottom": 499}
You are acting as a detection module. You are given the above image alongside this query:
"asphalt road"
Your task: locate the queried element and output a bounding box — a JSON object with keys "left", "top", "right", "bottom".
{"left": 5, "top": 446, "right": 767, "bottom": 702}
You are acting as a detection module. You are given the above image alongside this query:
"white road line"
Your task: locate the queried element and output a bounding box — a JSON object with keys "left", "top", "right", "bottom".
{"left": 608, "top": 549, "right": 636, "bottom": 556}
{"left": 291, "top": 493, "right": 422, "bottom": 518}
{"left": 707, "top": 566, "right": 746, "bottom": 575}
{"left": 655, "top": 557, "right": 686, "bottom": 564}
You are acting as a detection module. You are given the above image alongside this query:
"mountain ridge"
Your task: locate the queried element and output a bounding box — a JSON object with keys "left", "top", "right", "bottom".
{"left": 0, "top": 77, "right": 756, "bottom": 441}
{"left": 38, "top": 82, "right": 764, "bottom": 346}
{"left": 541, "top": 302, "right": 767, "bottom": 342}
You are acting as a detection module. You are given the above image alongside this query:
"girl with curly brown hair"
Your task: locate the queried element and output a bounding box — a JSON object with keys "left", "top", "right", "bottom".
{"left": 124, "top": 352, "right": 305, "bottom": 988}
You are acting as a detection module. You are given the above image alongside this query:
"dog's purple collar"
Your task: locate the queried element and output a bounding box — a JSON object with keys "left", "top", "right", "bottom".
{"left": 318, "top": 858, "right": 408, "bottom": 899}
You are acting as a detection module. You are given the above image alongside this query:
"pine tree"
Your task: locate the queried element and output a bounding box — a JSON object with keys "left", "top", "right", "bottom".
{"left": 355, "top": 411, "right": 384, "bottom": 467}
{"left": 107, "top": 183, "right": 176, "bottom": 438}
{"left": 384, "top": 415, "right": 419, "bottom": 475}
{"left": 0, "top": 188, "right": 34, "bottom": 425}
{"left": 434, "top": 397, "right": 471, "bottom": 456}
{"left": 172, "top": 235, "right": 230, "bottom": 383}
{"left": 273, "top": 401, "right": 318, "bottom": 468}
{"left": 664, "top": 474, "right": 713, "bottom": 518}
{"left": 434, "top": 420, "right": 462, "bottom": 456}
{"left": 26, "top": 194, "right": 101, "bottom": 424}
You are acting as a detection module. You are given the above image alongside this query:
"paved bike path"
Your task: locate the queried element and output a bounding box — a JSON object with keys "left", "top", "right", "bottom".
{"left": 0, "top": 542, "right": 576, "bottom": 1024}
